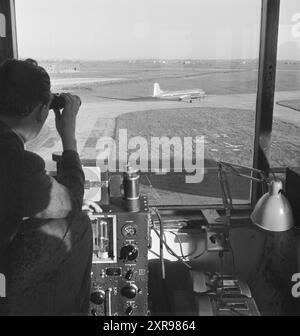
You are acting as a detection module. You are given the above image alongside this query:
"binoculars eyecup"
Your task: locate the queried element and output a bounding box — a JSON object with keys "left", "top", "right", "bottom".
{"left": 50, "top": 94, "right": 65, "bottom": 110}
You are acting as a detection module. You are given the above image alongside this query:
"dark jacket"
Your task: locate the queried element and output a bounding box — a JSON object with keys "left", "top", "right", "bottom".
{"left": 0, "top": 120, "right": 84, "bottom": 276}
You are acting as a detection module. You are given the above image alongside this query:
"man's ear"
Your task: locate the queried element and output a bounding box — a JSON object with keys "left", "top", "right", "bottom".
{"left": 35, "top": 104, "right": 49, "bottom": 123}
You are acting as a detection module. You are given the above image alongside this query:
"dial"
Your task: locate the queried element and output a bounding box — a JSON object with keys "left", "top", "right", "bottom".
{"left": 121, "top": 224, "right": 137, "bottom": 237}
{"left": 121, "top": 284, "right": 138, "bottom": 299}
{"left": 120, "top": 245, "right": 139, "bottom": 261}
{"left": 90, "top": 290, "right": 105, "bottom": 305}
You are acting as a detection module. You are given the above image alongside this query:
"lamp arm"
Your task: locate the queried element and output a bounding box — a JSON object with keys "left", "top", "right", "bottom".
{"left": 219, "top": 161, "right": 268, "bottom": 181}
{"left": 218, "top": 163, "right": 233, "bottom": 219}
{"left": 218, "top": 161, "right": 269, "bottom": 209}
{"left": 218, "top": 162, "right": 294, "bottom": 232}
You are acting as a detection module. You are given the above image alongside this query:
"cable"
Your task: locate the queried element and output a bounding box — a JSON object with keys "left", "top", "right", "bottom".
{"left": 150, "top": 207, "right": 208, "bottom": 271}
{"left": 149, "top": 249, "right": 161, "bottom": 259}
{"left": 151, "top": 211, "right": 206, "bottom": 264}
{"left": 192, "top": 249, "right": 207, "bottom": 260}
{"left": 168, "top": 231, "right": 185, "bottom": 259}
{"left": 151, "top": 219, "right": 205, "bottom": 260}
{"left": 151, "top": 207, "right": 166, "bottom": 279}
{"left": 168, "top": 231, "right": 197, "bottom": 259}
{"left": 151, "top": 226, "right": 192, "bottom": 271}
{"left": 152, "top": 227, "right": 182, "bottom": 261}
{"left": 219, "top": 251, "right": 225, "bottom": 301}
{"left": 227, "top": 238, "right": 236, "bottom": 276}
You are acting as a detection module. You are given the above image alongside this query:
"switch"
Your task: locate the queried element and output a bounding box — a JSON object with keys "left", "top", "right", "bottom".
{"left": 125, "top": 306, "right": 133, "bottom": 316}
{"left": 91, "top": 309, "right": 98, "bottom": 316}
{"left": 125, "top": 269, "right": 134, "bottom": 280}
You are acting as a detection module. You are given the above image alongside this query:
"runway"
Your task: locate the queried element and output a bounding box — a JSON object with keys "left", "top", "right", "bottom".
{"left": 23, "top": 89, "right": 299, "bottom": 205}
{"left": 51, "top": 77, "right": 125, "bottom": 89}
{"left": 26, "top": 90, "right": 300, "bottom": 171}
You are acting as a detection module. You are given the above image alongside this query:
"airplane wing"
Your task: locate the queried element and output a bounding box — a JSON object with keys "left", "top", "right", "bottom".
{"left": 180, "top": 95, "right": 192, "bottom": 101}
{"left": 180, "top": 95, "right": 194, "bottom": 102}
{"left": 95, "top": 95, "right": 157, "bottom": 102}
{"left": 181, "top": 94, "right": 206, "bottom": 102}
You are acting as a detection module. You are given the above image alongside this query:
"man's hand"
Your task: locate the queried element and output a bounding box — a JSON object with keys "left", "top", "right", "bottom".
{"left": 82, "top": 200, "right": 103, "bottom": 215}
{"left": 53, "top": 93, "right": 81, "bottom": 152}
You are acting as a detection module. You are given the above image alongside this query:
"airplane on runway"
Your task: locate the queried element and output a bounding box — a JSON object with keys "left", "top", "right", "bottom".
{"left": 152, "top": 83, "right": 206, "bottom": 103}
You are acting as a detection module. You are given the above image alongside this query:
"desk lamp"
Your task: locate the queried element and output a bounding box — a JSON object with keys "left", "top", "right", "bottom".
{"left": 218, "top": 161, "right": 294, "bottom": 232}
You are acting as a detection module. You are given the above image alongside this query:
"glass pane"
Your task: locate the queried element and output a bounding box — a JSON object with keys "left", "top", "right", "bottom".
{"left": 15, "top": 0, "right": 261, "bottom": 206}
{"left": 271, "top": 0, "right": 300, "bottom": 169}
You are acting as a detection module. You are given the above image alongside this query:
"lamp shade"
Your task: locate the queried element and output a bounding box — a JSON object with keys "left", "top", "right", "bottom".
{"left": 250, "top": 180, "right": 294, "bottom": 232}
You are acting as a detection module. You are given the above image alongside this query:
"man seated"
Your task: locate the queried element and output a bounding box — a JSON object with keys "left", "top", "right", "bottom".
{"left": 0, "top": 58, "right": 96, "bottom": 315}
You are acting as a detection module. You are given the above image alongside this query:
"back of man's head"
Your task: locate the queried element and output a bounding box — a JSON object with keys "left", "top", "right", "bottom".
{"left": 0, "top": 59, "right": 51, "bottom": 120}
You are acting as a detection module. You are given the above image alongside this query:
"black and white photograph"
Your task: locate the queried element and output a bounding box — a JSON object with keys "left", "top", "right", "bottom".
{"left": 0, "top": 0, "right": 300, "bottom": 319}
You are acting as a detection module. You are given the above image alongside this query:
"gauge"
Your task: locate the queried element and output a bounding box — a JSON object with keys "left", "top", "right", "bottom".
{"left": 121, "top": 224, "right": 137, "bottom": 237}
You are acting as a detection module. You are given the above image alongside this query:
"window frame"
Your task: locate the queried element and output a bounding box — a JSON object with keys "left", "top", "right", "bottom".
{"left": 0, "top": 0, "right": 18, "bottom": 61}
{"left": 1, "top": 0, "right": 282, "bottom": 210}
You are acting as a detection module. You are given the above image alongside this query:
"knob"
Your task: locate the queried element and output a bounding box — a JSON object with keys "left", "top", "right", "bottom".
{"left": 120, "top": 245, "right": 138, "bottom": 261}
{"left": 125, "top": 306, "right": 134, "bottom": 316}
{"left": 121, "top": 284, "right": 138, "bottom": 299}
{"left": 91, "top": 309, "right": 98, "bottom": 316}
{"left": 125, "top": 269, "right": 134, "bottom": 280}
{"left": 90, "top": 290, "right": 105, "bottom": 305}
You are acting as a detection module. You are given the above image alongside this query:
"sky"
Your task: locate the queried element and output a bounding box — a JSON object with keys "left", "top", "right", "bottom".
{"left": 14, "top": 0, "right": 300, "bottom": 60}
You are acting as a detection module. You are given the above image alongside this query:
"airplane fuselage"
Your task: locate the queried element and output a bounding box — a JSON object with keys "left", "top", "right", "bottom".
{"left": 152, "top": 83, "right": 206, "bottom": 102}
{"left": 159, "top": 89, "right": 205, "bottom": 100}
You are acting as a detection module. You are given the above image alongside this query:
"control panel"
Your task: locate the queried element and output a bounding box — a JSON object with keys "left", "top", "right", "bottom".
{"left": 89, "top": 196, "right": 150, "bottom": 316}
{"left": 52, "top": 154, "right": 151, "bottom": 316}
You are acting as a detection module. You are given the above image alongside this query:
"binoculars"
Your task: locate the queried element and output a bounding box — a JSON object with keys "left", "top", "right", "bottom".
{"left": 50, "top": 94, "right": 65, "bottom": 110}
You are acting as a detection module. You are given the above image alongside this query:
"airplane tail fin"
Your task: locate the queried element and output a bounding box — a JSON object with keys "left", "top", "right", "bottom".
{"left": 153, "top": 83, "right": 163, "bottom": 97}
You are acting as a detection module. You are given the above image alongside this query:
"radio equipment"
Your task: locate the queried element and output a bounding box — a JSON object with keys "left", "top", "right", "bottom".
{"left": 89, "top": 167, "right": 150, "bottom": 316}
{"left": 52, "top": 154, "right": 151, "bottom": 316}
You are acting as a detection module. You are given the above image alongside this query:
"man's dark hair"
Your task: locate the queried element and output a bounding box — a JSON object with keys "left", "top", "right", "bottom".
{"left": 0, "top": 58, "right": 51, "bottom": 119}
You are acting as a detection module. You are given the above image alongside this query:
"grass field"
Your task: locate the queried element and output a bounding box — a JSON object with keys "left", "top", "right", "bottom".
{"left": 115, "top": 106, "right": 299, "bottom": 205}
{"left": 116, "top": 107, "right": 300, "bottom": 168}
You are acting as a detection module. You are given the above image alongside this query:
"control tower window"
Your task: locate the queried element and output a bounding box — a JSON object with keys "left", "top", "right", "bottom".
{"left": 15, "top": 0, "right": 264, "bottom": 206}
{"left": 270, "top": 0, "right": 300, "bottom": 169}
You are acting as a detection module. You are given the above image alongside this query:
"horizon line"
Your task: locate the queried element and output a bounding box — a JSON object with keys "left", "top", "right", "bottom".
{"left": 18, "top": 57, "right": 300, "bottom": 63}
